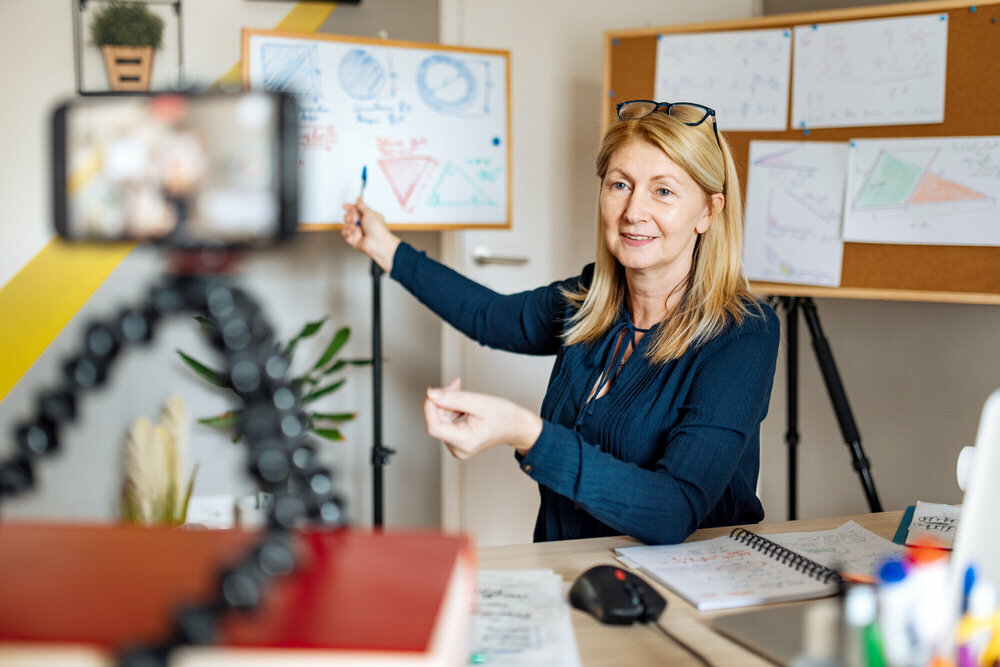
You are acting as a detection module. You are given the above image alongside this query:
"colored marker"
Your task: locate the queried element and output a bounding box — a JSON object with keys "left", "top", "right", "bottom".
{"left": 356, "top": 165, "right": 367, "bottom": 225}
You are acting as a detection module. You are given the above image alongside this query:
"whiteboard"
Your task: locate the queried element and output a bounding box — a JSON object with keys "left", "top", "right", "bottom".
{"left": 243, "top": 30, "right": 510, "bottom": 229}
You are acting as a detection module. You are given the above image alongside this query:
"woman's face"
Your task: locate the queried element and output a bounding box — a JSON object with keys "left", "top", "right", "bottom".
{"left": 600, "top": 139, "right": 721, "bottom": 286}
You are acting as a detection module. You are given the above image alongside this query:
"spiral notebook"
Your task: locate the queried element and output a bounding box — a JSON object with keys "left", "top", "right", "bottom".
{"left": 615, "top": 522, "right": 898, "bottom": 612}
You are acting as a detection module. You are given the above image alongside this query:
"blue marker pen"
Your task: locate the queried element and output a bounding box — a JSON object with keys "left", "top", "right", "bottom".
{"left": 356, "top": 165, "right": 367, "bottom": 226}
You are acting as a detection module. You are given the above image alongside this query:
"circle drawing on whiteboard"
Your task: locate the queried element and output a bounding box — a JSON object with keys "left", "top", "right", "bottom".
{"left": 338, "top": 49, "right": 386, "bottom": 100}
{"left": 416, "top": 55, "right": 476, "bottom": 114}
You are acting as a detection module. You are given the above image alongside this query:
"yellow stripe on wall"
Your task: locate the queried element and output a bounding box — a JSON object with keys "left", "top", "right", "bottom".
{"left": 0, "top": 241, "right": 134, "bottom": 399}
{"left": 0, "top": 2, "right": 337, "bottom": 403}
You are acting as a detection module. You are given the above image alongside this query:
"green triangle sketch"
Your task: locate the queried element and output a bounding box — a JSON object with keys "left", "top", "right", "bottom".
{"left": 427, "top": 162, "right": 495, "bottom": 207}
{"left": 855, "top": 153, "right": 925, "bottom": 208}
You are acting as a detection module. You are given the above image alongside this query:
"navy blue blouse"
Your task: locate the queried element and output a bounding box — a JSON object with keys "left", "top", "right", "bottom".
{"left": 391, "top": 242, "right": 780, "bottom": 545}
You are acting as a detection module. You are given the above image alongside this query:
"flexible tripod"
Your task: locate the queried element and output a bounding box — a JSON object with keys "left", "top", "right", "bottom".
{"left": 0, "top": 266, "right": 346, "bottom": 666}
{"left": 775, "top": 296, "right": 883, "bottom": 519}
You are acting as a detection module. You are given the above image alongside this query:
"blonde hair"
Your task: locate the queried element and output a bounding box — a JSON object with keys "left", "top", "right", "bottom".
{"left": 562, "top": 108, "right": 758, "bottom": 363}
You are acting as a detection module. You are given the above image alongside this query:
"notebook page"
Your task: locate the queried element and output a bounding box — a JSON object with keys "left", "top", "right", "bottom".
{"left": 765, "top": 521, "right": 904, "bottom": 576}
{"left": 615, "top": 535, "right": 837, "bottom": 612}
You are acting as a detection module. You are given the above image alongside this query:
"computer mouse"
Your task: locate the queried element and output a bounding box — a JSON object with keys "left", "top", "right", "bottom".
{"left": 569, "top": 565, "right": 667, "bottom": 625}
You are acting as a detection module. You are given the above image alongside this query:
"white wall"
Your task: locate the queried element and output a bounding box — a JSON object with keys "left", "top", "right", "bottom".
{"left": 0, "top": 0, "right": 446, "bottom": 530}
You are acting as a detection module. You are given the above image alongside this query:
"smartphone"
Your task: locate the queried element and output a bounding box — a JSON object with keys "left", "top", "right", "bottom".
{"left": 52, "top": 91, "right": 299, "bottom": 248}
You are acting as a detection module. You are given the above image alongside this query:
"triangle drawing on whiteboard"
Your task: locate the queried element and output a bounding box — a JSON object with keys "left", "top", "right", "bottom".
{"left": 427, "top": 162, "right": 495, "bottom": 207}
{"left": 378, "top": 156, "right": 437, "bottom": 210}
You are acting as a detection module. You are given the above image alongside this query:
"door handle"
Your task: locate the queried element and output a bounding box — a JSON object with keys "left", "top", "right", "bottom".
{"left": 472, "top": 246, "right": 529, "bottom": 266}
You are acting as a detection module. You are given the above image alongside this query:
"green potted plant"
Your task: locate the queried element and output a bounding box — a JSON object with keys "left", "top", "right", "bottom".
{"left": 178, "top": 316, "right": 371, "bottom": 443}
{"left": 89, "top": 0, "right": 165, "bottom": 91}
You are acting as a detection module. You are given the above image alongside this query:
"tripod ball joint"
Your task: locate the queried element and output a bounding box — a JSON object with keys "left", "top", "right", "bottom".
{"left": 15, "top": 419, "right": 59, "bottom": 459}
{"left": 171, "top": 605, "right": 218, "bottom": 646}
{"left": 0, "top": 456, "right": 35, "bottom": 496}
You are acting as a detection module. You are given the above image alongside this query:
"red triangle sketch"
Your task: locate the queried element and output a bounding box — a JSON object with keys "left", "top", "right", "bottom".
{"left": 907, "top": 171, "right": 989, "bottom": 205}
{"left": 378, "top": 156, "right": 438, "bottom": 210}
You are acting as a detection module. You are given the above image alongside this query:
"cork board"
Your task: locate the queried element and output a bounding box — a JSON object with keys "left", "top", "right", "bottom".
{"left": 603, "top": 0, "right": 1000, "bottom": 304}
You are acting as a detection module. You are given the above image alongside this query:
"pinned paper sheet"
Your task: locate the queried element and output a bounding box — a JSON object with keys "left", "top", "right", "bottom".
{"left": 792, "top": 14, "right": 948, "bottom": 129}
{"left": 655, "top": 28, "right": 791, "bottom": 131}
{"left": 843, "top": 136, "right": 1000, "bottom": 245}
{"left": 743, "top": 141, "right": 846, "bottom": 287}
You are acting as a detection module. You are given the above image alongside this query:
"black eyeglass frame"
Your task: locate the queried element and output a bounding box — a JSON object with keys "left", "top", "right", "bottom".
{"left": 615, "top": 100, "right": 721, "bottom": 149}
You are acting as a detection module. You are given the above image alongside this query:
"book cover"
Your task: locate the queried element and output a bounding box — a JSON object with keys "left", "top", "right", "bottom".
{"left": 0, "top": 522, "right": 473, "bottom": 665}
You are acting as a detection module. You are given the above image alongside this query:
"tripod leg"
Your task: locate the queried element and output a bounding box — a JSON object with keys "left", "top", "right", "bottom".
{"left": 800, "top": 298, "right": 883, "bottom": 513}
{"left": 783, "top": 297, "right": 800, "bottom": 521}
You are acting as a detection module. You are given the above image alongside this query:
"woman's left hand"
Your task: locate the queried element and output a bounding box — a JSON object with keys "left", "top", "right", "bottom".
{"left": 424, "top": 380, "right": 543, "bottom": 460}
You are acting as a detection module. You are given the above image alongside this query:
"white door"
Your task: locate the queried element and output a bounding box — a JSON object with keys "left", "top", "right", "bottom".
{"left": 438, "top": 0, "right": 757, "bottom": 547}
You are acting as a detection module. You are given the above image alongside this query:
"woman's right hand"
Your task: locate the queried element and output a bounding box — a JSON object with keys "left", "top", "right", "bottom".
{"left": 341, "top": 198, "right": 401, "bottom": 273}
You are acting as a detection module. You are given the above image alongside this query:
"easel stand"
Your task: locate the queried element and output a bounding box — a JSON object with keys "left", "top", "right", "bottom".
{"left": 778, "top": 296, "right": 883, "bottom": 519}
{"left": 370, "top": 260, "right": 396, "bottom": 527}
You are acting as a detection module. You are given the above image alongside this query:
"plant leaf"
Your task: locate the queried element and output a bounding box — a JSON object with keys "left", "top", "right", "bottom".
{"left": 314, "top": 428, "right": 344, "bottom": 441}
{"left": 283, "top": 317, "right": 328, "bottom": 359}
{"left": 313, "top": 326, "right": 350, "bottom": 371}
{"left": 179, "top": 463, "right": 199, "bottom": 524}
{"left": 349, "top": 358, "right": 374, "bottom": 366}
{"left": 194, "top": 315, "right": 215, "bottom": 333}
{"left": 177, "top": 350, "right": 229, "bottom": 388}
{"left": 197, "top": 411, "right": 241, "bottom": 430}
{"left": 310, "top": 411, "right": 356, "bottom": 422}
{"left": 302, "top": 379, "right": 346, "bottom": 404}
{"left": 321, "top": 360, "right": 347, "bottom": 376}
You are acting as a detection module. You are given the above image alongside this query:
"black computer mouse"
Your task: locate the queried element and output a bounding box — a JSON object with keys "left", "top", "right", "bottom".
{"left": 569, "top": 565, "right": 667, "bottom": 625}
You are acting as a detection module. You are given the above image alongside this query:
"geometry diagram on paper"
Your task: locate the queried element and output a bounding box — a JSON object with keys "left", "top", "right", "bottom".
{"left": 742, "top": 142, "right": 847, "bottom": 287}
{"left": 262, "top": 44, "right": 323, "bottom": 102}
{"left": 853, "top": 148, "right": 994, "bottom": 214}
{"left": 416, "top": 55, "right": 493, "bottom": 117}
{"left": 428, "top": 162, "right": 495, "bottom": 206}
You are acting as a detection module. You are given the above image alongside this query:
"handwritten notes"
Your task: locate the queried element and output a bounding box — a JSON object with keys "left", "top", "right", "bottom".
{"left": 654, "top": 29, "right": 791, "bottom": 131}
{"left": 768, "top": 521, "right": 903, "bottom": 575}
{"left": 469, "top": 570, "right": 581, "bottom": 667}
{"left": 244, "top": 31, "right": 509, "bottom": 227}
{"left": 615, "top": 522, "right": 900, "bottom": 612}
{"left": 906, "top": 501, "right": 962, "bottom": 549}
{"left": 743, "top": 141, "right": 847, "bottom": 286}
{"left": 792, "top": 14, "right": 948, "bottom": 129}
{"left": 843, "top": 136, "right": 1000, "bottom": 245}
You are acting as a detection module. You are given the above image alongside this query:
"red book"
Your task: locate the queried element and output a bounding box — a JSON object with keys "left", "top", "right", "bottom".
{"left": 0, "top": 522, "right": 474, "bottom": 665}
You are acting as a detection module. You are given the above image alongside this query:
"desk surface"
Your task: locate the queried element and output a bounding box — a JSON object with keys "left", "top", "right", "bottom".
{"left": 476, "top": 511, "right": 905, "bottom": 666}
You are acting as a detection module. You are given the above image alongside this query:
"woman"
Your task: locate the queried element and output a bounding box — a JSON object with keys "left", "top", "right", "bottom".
{"left": 342, "top": 100, "right": 779, "bottom": 545}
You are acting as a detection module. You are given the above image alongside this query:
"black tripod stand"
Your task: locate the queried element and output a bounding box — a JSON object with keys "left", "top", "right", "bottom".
{"left": 775, "top": 296, "right": 883, "bottom": 519}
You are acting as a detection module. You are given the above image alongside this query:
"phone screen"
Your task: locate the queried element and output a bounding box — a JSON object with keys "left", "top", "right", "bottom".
{"left": 53, "top": 92, "right": 298, "bottom": 247}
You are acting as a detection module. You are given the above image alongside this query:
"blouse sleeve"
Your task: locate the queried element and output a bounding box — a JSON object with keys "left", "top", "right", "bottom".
{"left": 517, "top": 307, "right": 780, "bottom": 544}
{"left": 390, "top": 242, "right": 590, "bottom": 356}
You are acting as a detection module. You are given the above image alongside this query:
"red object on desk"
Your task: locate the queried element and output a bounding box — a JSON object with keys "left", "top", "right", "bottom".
{"left": 0, "top": 522, "right": 474, "bottom": 663}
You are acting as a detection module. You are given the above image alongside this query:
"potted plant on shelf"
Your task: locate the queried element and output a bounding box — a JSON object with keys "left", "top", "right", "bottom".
{"left": 89, "top": 0, "right": 165, "bottom": 91}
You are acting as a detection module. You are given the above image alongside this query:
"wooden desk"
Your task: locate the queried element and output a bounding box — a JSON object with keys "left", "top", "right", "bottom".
{"left": 476, "top": 510, "right": 904, "bottom": 666}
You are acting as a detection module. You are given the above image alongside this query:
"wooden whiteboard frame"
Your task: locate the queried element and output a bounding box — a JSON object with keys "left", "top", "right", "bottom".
{"left": 602, "top": 0, "right": 1000, "bottom": 305}
{"left": 242, "top": 28, "right": 512, "bottom": 232}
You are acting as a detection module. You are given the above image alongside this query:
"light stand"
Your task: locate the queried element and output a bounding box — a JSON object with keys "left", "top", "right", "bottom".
{"left": 777, "top": 296, "right": 883, "bottom": 519}
{"left": 369, "top": 260, "right": 396, "bottom": 527}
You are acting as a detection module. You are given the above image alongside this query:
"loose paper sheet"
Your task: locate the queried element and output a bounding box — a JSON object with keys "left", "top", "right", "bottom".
{"left": 791, "top": 13, "right": 948, "bottom": 129}
{"left": 469, "top": 569, "right": 581, "bottom": 667}
{"left": 654, "top": 29, "right": 791, "bottom": 131}
{"left": 843, "top": 136, "right": 1000, "bottom": 245}
{"left": 743, "top": 141, "right": 846, "bottom": 286}
{"left": 906, "top": 501, "right": 962, "bottom": 549}
{"left": 767, "top": 521, "right": 904, "bottom": 576}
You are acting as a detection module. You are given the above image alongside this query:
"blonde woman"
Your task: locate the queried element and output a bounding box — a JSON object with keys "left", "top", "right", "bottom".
{"left": 342, "top": 101, "right": 779, "bottom": 545}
